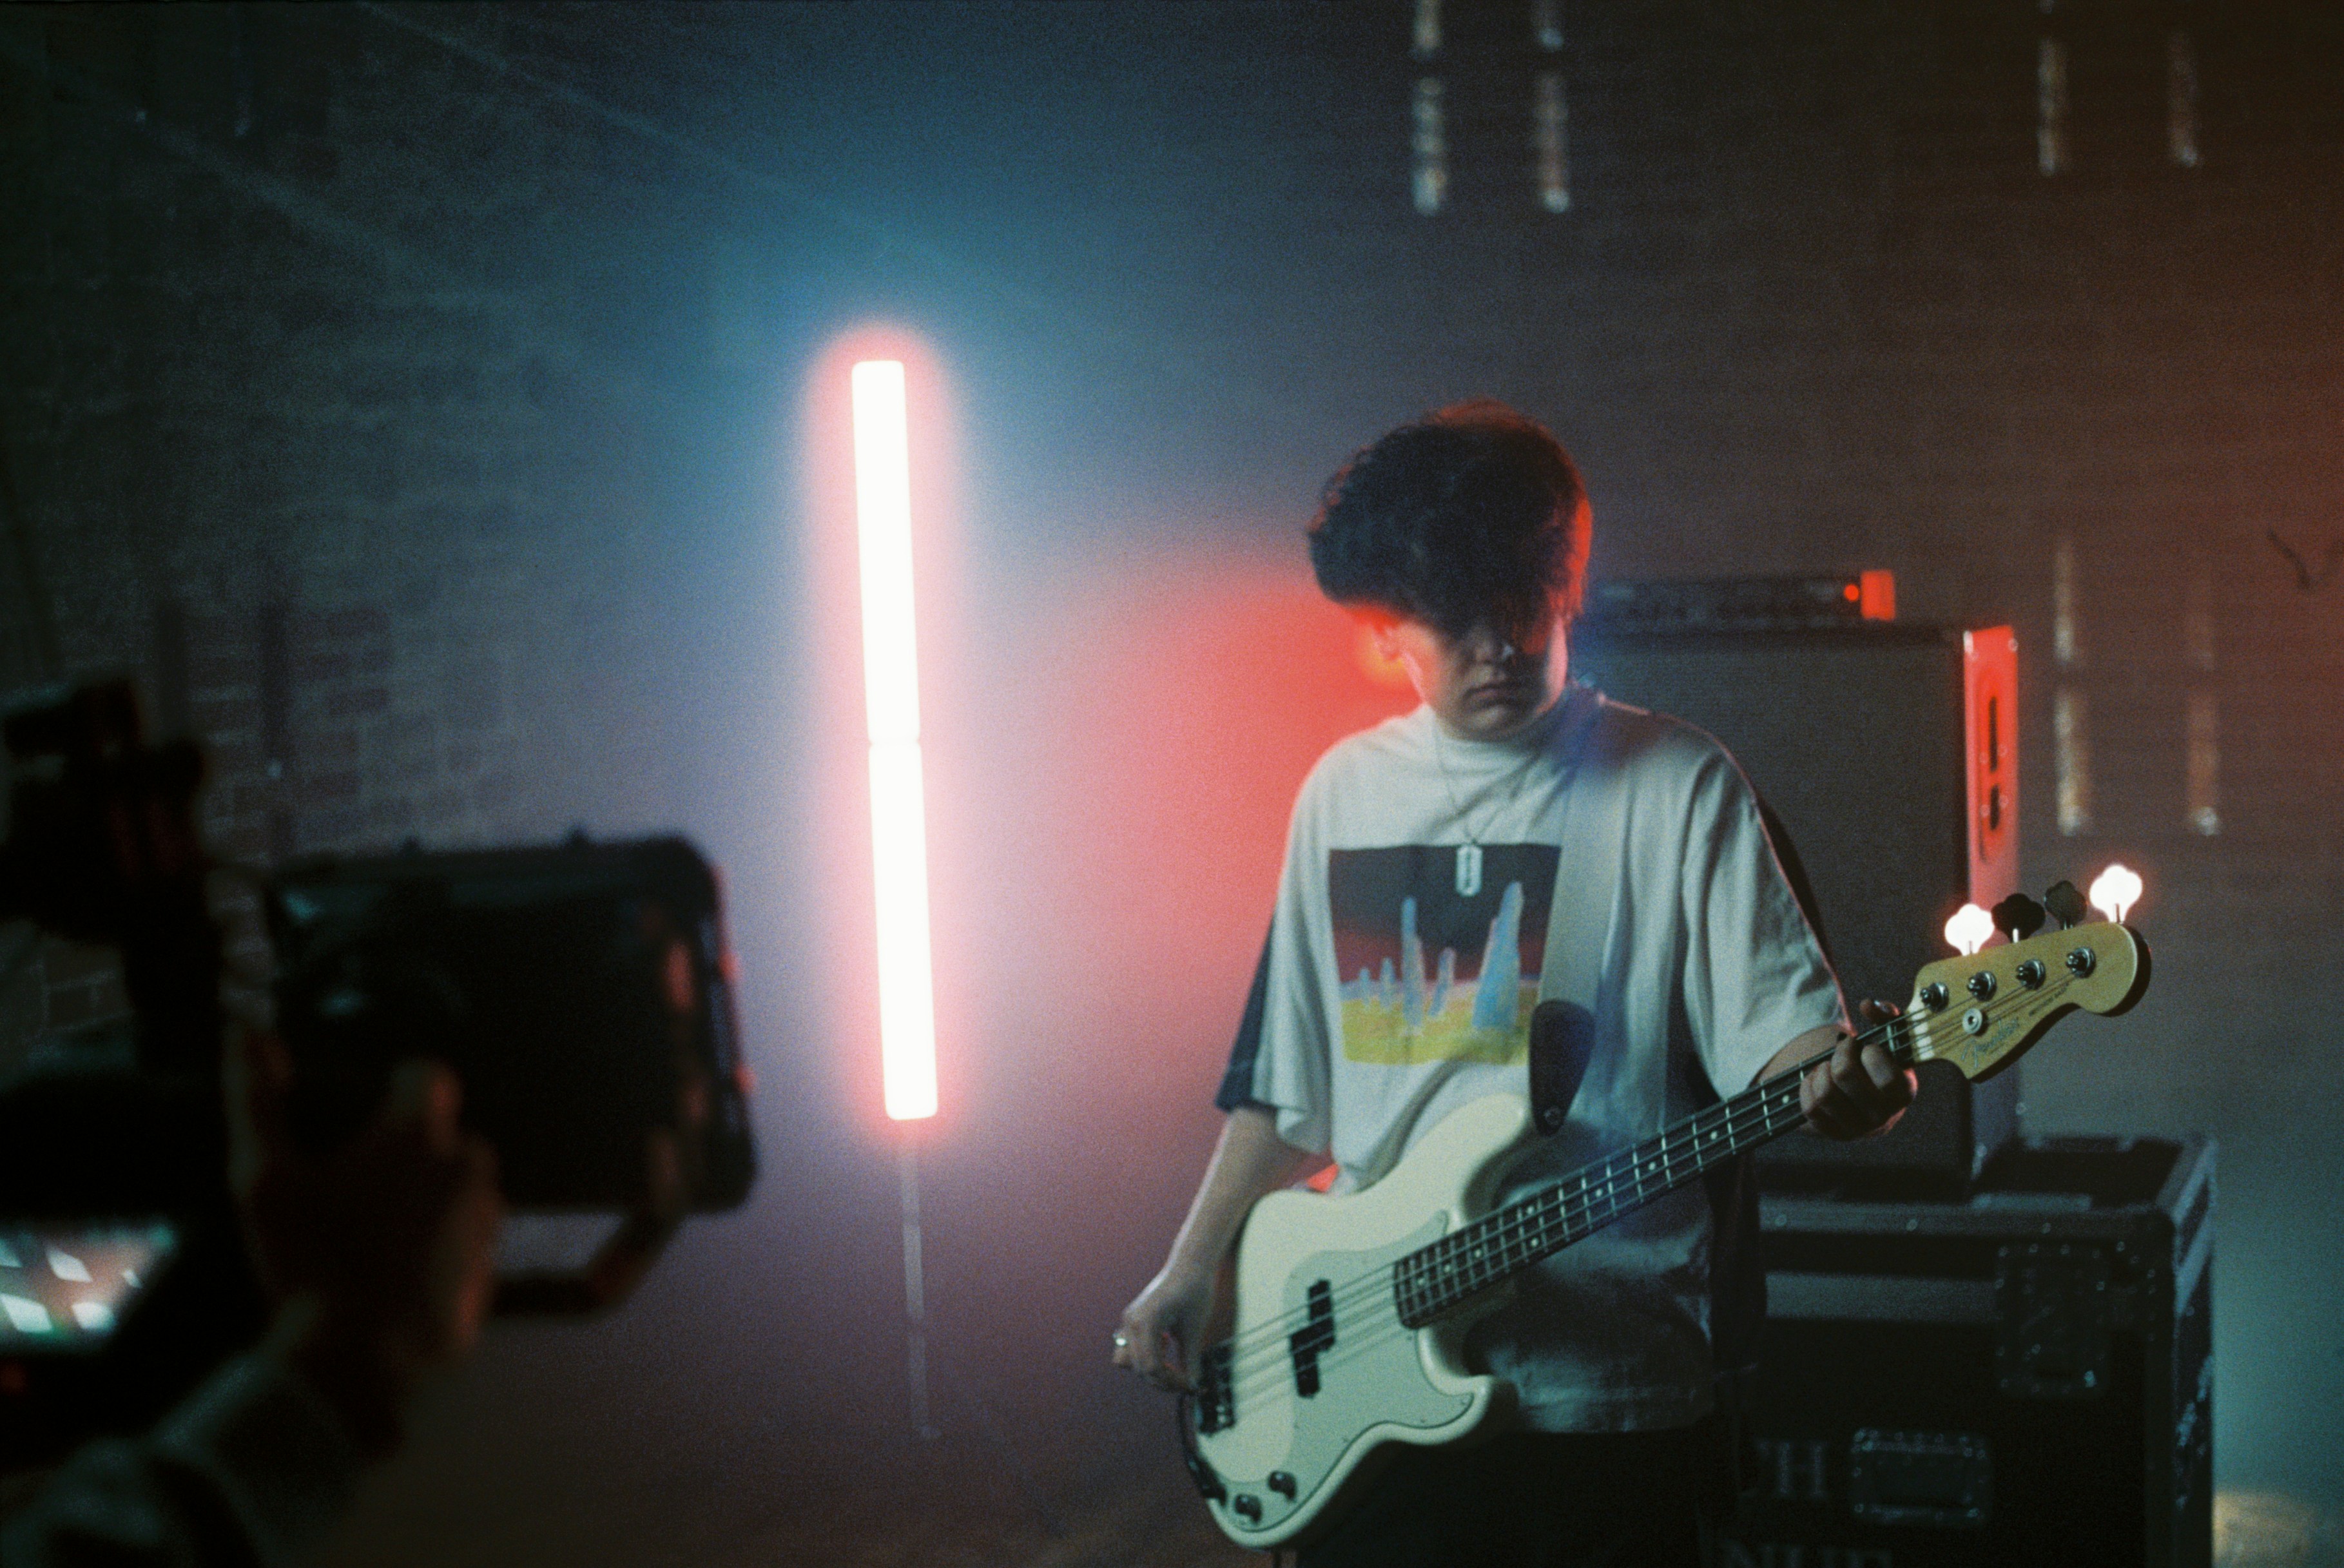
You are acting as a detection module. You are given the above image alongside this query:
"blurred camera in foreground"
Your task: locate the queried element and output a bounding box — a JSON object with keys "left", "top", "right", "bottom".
{"left": 0, "top": 681, "right": 758, "bottom": 1466}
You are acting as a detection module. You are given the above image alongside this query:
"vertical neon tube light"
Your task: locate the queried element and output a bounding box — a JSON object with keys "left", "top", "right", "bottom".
{"left": 851, "top": 360, "right": 938, "bottom": 1122}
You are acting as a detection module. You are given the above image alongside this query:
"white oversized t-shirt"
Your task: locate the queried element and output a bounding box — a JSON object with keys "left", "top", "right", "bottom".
{"left": 1223, "top": 683, "right": 1845, "bottom": 1431}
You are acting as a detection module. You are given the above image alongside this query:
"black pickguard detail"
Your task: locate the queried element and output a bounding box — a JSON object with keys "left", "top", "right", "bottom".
{"left": 1289, "top": 1278, "right": 1337, "bottom": 1398}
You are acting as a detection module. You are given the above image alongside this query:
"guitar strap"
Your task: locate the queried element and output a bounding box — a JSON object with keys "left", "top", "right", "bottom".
{"left": 1529, "top": 692, "right": 1769, "bottom": 1413}
{"left": 1529, "top": 695, "right": 1623, "bottom": 1136}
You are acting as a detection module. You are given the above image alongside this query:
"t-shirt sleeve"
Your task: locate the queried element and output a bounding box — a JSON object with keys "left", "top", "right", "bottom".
{"left": 1210, "top": 768, "right": 1335, "bottom": 1153}
{"left": 1678, "top": 751, "right": 1849, "bottom": 1095}
{"left": 1213, "top": 924, "right": 1276, "bottom": 1113}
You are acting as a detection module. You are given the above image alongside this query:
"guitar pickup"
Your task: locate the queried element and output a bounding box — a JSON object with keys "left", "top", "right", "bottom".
{"left": 1289, "top": 1279, "right": 1337, "bottom": 1398}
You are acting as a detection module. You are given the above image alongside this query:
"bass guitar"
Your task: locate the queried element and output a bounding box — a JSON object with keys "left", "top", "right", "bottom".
{"left": 1183, "top": 917, "right": 2150, "bottom": 1549}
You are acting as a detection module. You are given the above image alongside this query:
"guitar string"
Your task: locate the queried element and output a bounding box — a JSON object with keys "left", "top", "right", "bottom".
{"left": 1201, "top": 1072, "right": 1823, "bottom": 1408}
{"left": 1196, "top": 1051, "right": 1821, "bottom": 1386}
{"left": 1207, "top": 963, "right": 2088, "bottom": 1379}
{"left": 1203, "top": 1014, "right": 1981, "bottom": 1413}
{"left": 1196, "top": 1010, "right": 1910, "bottom": 1387}
{"left": 1200, "top": 1061, "right": 1819, "bottom": 1400}
{"left": 1205, "top": 977, "right": 2078, "bottom": 1411}
{"left": 1197, "top": 978, "right": 2074, "bottom": 1404}
{"left": 1207, "top": 974, "right": 2080, "bottom": 1404}
{"left": 1197, "top": 1008, "right": 1910, "bottom": 1377}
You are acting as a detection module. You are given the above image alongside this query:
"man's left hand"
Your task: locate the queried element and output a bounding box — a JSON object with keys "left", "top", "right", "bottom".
{"left": 1795, "top": 1000, "right": 1916, "bottom": 1139}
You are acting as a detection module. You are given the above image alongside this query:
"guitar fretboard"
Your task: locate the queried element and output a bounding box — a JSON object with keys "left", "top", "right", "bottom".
{"left": 1390, "top": 1014, "right": 1919, "bottom": 1328}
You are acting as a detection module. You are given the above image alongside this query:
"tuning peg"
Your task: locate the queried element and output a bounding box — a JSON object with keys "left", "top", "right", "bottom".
{"left": 1991, "top": 893, "right": 2046, "bottom": 943}
{"left": 2043, "top": 880, "right": 2087, "bottom": 929}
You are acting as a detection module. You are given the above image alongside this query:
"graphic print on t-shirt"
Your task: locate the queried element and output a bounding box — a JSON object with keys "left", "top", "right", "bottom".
{"left": 1327, "top": 844, "right": 1560, "bottom": 1065}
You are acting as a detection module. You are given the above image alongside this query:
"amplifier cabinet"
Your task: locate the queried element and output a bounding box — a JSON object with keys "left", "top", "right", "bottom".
{"left": 1570, "top": 623, "right": 2020, "bottom": 1192}
{"left": 1723, "top": 1137, "right": 2214, "bottom": 1568}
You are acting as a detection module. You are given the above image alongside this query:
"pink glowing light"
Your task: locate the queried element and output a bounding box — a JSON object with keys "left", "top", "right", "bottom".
{"left": 852, "top": 359, "right": 938, "bottom": 1122}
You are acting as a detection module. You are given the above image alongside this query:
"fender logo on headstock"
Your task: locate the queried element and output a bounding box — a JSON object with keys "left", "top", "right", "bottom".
{"left": 1904, "top": 920, "right": 2149, "bottom": 1083}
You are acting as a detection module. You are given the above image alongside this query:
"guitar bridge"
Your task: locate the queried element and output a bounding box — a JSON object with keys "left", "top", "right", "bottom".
{"left": 1196, "top": 1343, "right": 1235, "bottom": 1434}
{"left": 1177, "top": 1389, "right": 1227, "bottom": 1502}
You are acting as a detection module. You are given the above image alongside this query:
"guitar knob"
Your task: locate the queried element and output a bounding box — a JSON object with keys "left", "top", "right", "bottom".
{"left": 1268, "top": 1471, "right": 1298, "bottom": 1499}
{"left": 1968, "top": 971, "right": 1996, "bottom": 1001}
{"left": 2066, "top": 947, "right": 2096, "bottom": 978}
{"left": 1233, "top": 1494, "right": 1263, "bottom": 1523}
{"left": 1920, "top": 983, "right": 1950, "bottom": 1012}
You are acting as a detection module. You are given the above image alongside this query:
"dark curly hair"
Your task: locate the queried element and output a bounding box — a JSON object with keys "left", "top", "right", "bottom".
{"left": 1306, "top": 400, "right": 1591, "bottom": 639}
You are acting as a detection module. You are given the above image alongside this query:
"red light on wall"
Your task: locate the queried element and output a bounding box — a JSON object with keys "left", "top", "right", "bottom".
{"left": 1859, "top": 570, "right": 1897, "bottom": 622}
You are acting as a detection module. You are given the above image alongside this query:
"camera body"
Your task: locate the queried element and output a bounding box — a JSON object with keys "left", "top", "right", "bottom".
{"left": 269, "top": 836, "right": 757, "bottom": 1212}
{"left": 0, "top": 682, "right": 758, "bottom": 1466}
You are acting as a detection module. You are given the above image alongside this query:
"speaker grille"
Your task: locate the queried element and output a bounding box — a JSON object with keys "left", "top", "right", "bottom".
{"left": 1571, "top": 624, "right": 2015, "bottom": 1188}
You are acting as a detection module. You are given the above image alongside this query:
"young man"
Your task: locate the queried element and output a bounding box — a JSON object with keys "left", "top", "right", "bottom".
{"left": 1112, "top": 401, "right": 1915, "bottom": 1566}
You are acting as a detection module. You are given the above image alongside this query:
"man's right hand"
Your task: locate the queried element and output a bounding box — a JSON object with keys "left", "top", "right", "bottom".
{"left": 1110, "top": 1105, "right": 1318, "bottom": 1394}
{"left": 227, "top": 1030, "right": 503, "bottom": 1453}
{"left": 1113, "top": 1263, "right": 1219, "bottom": 1391}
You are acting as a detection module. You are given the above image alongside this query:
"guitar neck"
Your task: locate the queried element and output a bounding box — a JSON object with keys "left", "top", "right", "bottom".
{"left": 1391, "top": 1014, "right": 1919, "bottom": 1328}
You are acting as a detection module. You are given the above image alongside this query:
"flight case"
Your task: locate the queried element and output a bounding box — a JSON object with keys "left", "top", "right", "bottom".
{"left": 1721, "top": 1136, "right": 2214, "bottom": 1568}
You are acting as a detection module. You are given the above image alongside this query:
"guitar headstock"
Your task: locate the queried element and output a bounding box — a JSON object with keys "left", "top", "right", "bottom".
{"left": 1904, "top": 921, "right": 2150, "bottom": 1082}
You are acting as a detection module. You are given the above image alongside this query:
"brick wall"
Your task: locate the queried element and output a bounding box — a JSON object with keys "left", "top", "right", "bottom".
{"left": 0, "top": 4, "right": 634, "bottom": 1072}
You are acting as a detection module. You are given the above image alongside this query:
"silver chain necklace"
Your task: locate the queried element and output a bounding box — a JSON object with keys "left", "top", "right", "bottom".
{"left": 1431, "top": 722, "right": 1536, "bottom": 898}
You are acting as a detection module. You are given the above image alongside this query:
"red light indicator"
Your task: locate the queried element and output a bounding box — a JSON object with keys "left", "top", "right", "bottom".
{"left": 1859, "top": 570, "right": 1897, "bottom": 622}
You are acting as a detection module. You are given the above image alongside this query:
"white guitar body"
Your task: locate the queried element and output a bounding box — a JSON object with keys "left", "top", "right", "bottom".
{"left": 1190, "top": 1093, "right": 1535, "bottom": 1550}
{"left": 1181, "top": 918, "right": 2150, "bottom": 1552}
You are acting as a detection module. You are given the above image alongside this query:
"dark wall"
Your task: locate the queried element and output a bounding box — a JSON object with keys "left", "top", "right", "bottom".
{"left": 3, "top": 1, "right": 2341, "bottom": 1556}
